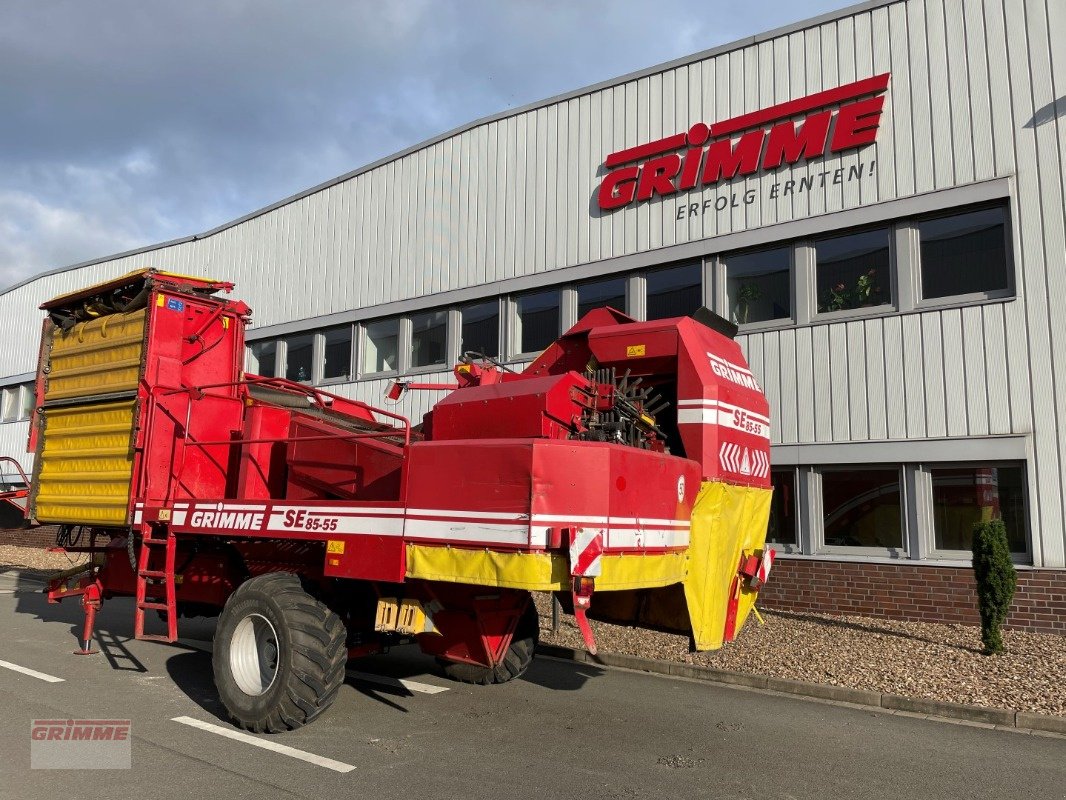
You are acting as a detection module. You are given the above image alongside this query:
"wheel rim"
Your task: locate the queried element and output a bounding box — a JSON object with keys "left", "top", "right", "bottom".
{"left": 230, "top": 613, "right": 280, "bottom": 696}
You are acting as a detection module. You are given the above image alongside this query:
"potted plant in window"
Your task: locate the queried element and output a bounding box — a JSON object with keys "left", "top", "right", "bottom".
{"left": 734, "top": 282, "right": 762, "bottom": 324}
{"left": 821, "top": 282, "right": 851, "bottom": 313}
{"left": 855, "top": 268, "right": 883, "bottom": 307}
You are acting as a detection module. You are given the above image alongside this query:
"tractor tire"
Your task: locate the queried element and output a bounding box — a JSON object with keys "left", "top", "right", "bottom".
{"left": 437, "top": 602, "right": 539, "bottom": 685}
{"left": 212, "top": 572, "right": 346, "bottom": 733}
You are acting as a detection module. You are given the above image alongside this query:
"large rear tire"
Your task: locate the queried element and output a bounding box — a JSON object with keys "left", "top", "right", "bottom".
{"left": 213, "top": 572, "right": 346, "bottom": 733}
{"left": 437, "top": 602, "right": 539, "bottom": 685}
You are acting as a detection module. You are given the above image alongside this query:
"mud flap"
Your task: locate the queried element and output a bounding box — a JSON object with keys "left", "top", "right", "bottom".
{"left": 683, "top": 481, "right": 773, "bottom": 650}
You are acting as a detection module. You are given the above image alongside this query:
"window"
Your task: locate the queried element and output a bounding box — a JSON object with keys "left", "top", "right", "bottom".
{"left": 815, "top": 228, "right": 891, "bottom": 313}
{"left": 821, "top": 467, "right": 903, "bottom": 550}
{"left": 768, "top": 470, "right": 797, "bottom": 546}
{"left": 515, "top": 290, "right": 559, "bottom": 354}
{"left": 460, "top": 300, "right": 499, "bottom": 358}
{"left": 322, "top": 326, "right": 353, "bottom": 381}
{"left": 930, "top": 465, "right": 1027, "bottom": 553}
{"left": 20, "top": 384, "right": 34, "bottom": 419}
{"left": 247, "top": 340, "right": 277, "bottom": 378}
{"left": 362, "top": 318, "right": 399, "bottom": 374}
{"left": 410, "top": 310, "right": 448, "bottom": 369}
{"left": 725, "top": 247, "right": 791, "bottom": 325}
{"left": 918, "top": 206, "right": 1009, "bottom": 300}
{"left": 646, "top": 263, "right": 701, "bottom": 320}
{"left": 283, "top": 333, "right": 314, "bottom": 382}
{"left": 577, "top": 277, "right": 626, "bottom": 319}
{"left": 1, "top": 387, "right": 18, "bottom": 422}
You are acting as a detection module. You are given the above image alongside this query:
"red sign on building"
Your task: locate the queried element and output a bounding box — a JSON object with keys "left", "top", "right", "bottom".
{"left": 597, "top": 73, "right": 890, "bottom": 211}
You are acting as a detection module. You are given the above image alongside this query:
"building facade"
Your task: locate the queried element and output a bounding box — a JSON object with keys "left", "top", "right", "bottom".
{"left": 2, "top": 0, "right": 1064, "bottom": 630}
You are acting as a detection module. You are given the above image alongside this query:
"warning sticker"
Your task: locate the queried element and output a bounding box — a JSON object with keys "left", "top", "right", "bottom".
{"left": 626, "top": 344, "right": 646, "bottom": 357}
{"left": 326, "top": 539, "right": 345, "bottom": 554}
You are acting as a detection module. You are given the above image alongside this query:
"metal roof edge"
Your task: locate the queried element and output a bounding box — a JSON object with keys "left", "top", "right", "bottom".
{"left": 0, "top": 0, "right": 901, "bottom": 299}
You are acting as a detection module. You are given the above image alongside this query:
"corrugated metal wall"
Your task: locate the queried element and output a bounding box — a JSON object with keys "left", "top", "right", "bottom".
{"left": 1, "top": 0, "right": 1063, "bottom": 564}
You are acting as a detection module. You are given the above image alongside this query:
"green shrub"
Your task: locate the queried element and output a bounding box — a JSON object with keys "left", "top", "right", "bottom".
{"left": 971, "top": 519, "right": 1017, "bottom": 655}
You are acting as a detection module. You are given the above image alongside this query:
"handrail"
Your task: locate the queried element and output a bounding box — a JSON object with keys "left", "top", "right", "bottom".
{"left": 152, "top": 377, "right": 409, "bottom": 452}
{"left": 0, "top": 456, "right": 29, "bottom": 486}
{"left": 159, "top": 374, "right": 411, "bottom": 444}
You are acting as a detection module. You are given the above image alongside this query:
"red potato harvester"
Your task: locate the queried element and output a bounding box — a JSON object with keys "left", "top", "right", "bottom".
{"left": 16, "top": 269, "right": 774, "bottom": 732}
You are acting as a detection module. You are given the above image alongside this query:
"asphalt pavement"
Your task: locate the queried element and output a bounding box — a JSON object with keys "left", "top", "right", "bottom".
{"left": 0, "top": 570, "right": 1062, "bottom": 800}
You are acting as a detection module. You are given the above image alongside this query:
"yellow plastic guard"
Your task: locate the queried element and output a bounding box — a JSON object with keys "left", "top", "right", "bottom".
{"left": 46, "top": 309, "right": 146, "bottom": 401}
{"left": 33, "top": 400, "right": 136, "bottom": 525}
{"left": 684, "top": 481, "right": 773, "bottom": 650}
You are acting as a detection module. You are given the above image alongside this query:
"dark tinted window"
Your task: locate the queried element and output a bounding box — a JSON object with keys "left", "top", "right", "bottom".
{"left": 646, "top": 264, "right": 701, "bottom": 320}
{"left": 410, "top": 310, "right": 448, "bottom": 368}
{"left": 815, "top": 228, "right": 891, "bottom": 313}
{"left": 362, "top": 319, "right": 399, "bottom": 373}
{"left": 768, "top": 470, "right": 797, "bottom": 545}
{"left": 284, "top": 334, "right": 314, "bottom": 382}
{"left": 577, "top": 277, "right": 626, "bottom": 319}
{"left": 725, "top": 247, "right": 791, "bottom": 324}
{"left": 516, "top": 290, "right": 560, "bottom": 354}
{"left": 919, "top": 206, "right": 1009, "bottom": 299}
{"left": 460, "top": 301, "right": 499, "bottom": 358}
{"left": 822, "top": 468, "right": 903, "bottom": 549}
{"left": 931, "top": 465, "right": 1026, "bottom": 552}
{"left": 322, "top": 326, "right": 352, "bottom": 381}
{"left": 248, "top": 340, "right": 277, "bottom": 378}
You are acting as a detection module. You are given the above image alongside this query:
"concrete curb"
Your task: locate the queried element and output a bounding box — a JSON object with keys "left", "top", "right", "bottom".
{"left": 536, "top": 643, "right": 1066, "bottom": 736}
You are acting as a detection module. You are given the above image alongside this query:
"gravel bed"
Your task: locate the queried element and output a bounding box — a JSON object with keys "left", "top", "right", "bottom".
{"left": 0, "top": 544, "right": 89, "bottom": 578}
{"left": 534, "top": 594, "right": 1066, "bottom": 717}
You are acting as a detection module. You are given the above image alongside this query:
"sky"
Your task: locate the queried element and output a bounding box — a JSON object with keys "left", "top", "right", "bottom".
{"left": 0, "top": 0, "right": 848, "bottom": 290}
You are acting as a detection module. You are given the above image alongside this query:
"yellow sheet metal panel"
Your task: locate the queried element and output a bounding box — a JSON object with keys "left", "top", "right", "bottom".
{"left": 45, "top": 309, "right": 146, "bottom": 401}
{"left": 33, "top": 400, "right": 136, "bottom": 526}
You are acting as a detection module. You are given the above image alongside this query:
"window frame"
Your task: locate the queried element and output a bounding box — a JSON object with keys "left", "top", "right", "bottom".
{"left": 510, "top": 288, "right": 563, "bottom": 360}
{"left": 280, "top": 332, "right": 315, "bottom": 385}
{"left": 919, "top": 460, "right": 1031, "bottom": 562}
{"left": 911, "top": 202, "right": 1016, "bottom": 311}
{"left": 574, "top": 276, "right": 629, "bottom": 322}
{"left": 767, "top": 467, "right": 802, "bottom": 554}
{"left": 717, "top": 245, "right": 796, "bottom": 332}
{"left": 406, "top": 308, "right": 451, "bottom": 375}
{"left": 813, "top": 463, "right": 910, "bottom": 559}
{"left": 359, "top": 317, "right": 402, "bottom": 379}
{"left": 809, "top": 223, "right": 899, "bottom": 323}
{"left": 246, "top": 339, "right": 281, "bottom": 379}
{"left": 317, "top": 324, "right": 356, "bottom": 386}
{"left": 459, "top": 298, "right": 503, "bottom": 360}
{"left": 643, "top": 261, "right": 704, "bottom": 322}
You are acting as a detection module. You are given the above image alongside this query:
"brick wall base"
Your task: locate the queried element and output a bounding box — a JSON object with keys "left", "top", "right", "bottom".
{"left": 759, "top": 557, "right": 1066, "bottom": 634}
{"left": 0, "top": 526, "right": 60, "bottom": 549}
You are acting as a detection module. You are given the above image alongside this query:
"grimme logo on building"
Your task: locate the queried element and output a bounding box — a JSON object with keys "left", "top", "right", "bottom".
{"left": 596, "top": 72, "right": 889, "bottom": 211}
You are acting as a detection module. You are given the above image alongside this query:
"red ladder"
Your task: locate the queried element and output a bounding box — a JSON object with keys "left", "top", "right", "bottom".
{"left": 133, "top": 528, "right": 178, "bottom": 642}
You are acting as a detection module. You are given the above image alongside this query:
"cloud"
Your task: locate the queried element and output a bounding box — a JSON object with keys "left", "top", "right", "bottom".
{"left": 0, "top": 0, "right": 845, "bottom": 289}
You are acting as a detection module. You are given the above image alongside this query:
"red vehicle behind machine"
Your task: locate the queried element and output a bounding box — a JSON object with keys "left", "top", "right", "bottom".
{"left": 23, "top": 269, "right": 774, "bottom": 732}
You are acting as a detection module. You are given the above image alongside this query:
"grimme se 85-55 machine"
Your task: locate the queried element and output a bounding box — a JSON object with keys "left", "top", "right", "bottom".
{"left": 15, "top": 269, "right": 774, "bottom": 732}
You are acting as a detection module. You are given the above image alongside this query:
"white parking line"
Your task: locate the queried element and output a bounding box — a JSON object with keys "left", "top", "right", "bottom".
{"left": 0, "top": 658, "right": 65, "bottom": 683}
{"left": 345, "top": 669, "right": 450, "bottom": 695}
{"left": 170, "top": 716, "right": 356, "bottom": 773}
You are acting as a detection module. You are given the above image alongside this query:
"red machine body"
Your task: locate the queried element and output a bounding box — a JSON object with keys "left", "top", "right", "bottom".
{"left": 28, "top": 272, "right": 774, "bottom": 730}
